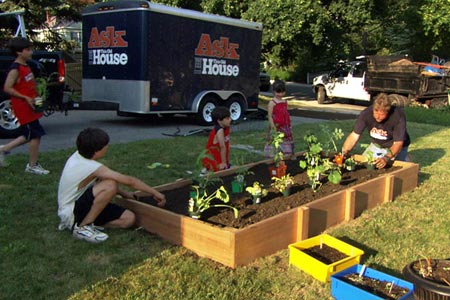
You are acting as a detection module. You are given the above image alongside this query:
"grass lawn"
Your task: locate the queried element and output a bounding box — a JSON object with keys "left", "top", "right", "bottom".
{"left": 0, "top": 106, "right": 449, "bottom": 300}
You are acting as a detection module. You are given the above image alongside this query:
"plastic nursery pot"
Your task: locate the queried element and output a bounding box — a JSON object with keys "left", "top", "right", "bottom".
{"left": 331, "top": 264, "right": 414, "bottom": 300}
{"left": 402, "top": 260, "right": 450, "bottom": 300}
{"left": 252, "top": 194, "right": 261, "bottom": 204}
{"left": 231, "top": 181, "right": 244, "bottom": 193}
{"left": 189, "top": 211, "right": 201, "bottom": 219}
{"left": 268, "top": 164, "right": 287, "bottom": 178}
{"left": 282, "top": 187, "right": 291, "bottom": 197}
{"left": 365, "top": 162, "right": 376, "bottom": 170}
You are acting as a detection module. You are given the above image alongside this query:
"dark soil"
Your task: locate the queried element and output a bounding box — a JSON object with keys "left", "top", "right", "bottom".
{"left": 139, "top": 158, "right": 399, "bottom": 229}
{"left": 411, "top": 259, "right": 450, "bottom": 285}
{"left": 301, "top": 244, "right": 348, "bottom": 265}
{"left": 341, "top": 273, "right": 411, "bottom": 299}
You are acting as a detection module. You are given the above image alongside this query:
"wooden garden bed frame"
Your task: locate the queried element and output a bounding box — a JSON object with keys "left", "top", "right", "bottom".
{"left": 116, "top": 157, "right": 419, "bottom": 268}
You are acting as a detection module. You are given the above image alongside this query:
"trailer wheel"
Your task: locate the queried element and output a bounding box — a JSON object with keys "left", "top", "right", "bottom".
{"left": 0, "top": 99, "right": 21, "bottom": 138}
{"left": 196, "top": 97, "right": 217, "bottom": 125}
{"left": 227, "top": 96, "right": 245, "bottom": 122}
{"left": 388, "top": 94, "right": 410, "bottom": 107}
{"left": 317, "top": 86, "right": 326, "bottom": 104}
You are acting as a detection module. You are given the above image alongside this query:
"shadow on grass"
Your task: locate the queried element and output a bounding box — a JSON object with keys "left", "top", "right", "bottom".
{"left": 337, "top": 236, "right": 378, "bottom": 263}
{"left": 409, "top": 148, "right": 445, "bottom": 169}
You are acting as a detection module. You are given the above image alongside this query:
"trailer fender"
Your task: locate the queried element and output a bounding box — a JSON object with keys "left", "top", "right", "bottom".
{"left": 192, "top": 90, "right": 246, "bottom": 125}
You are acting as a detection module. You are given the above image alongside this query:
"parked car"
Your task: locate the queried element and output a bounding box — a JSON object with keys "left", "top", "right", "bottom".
{"left": 260, "top": 72, "right": 271, "bottom": 92}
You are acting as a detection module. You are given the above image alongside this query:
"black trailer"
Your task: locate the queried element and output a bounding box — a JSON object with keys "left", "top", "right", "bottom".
{"left": 82, "top": 1, "right": 263, "bottom": 125}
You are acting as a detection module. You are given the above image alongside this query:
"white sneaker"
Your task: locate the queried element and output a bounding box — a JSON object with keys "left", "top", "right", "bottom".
{"left": 25, "top": 162, "right": 50, "bottom": 175}
{"left": 72, "top": 223, "right": 108, "bottom": 243}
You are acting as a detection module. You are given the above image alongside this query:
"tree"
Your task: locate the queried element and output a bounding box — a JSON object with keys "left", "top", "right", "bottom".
{"left": 0, "top": 0, "right": 93, "bottom": 50}
{"left": 420, "top": 0, "right": 450, "bottom": 57}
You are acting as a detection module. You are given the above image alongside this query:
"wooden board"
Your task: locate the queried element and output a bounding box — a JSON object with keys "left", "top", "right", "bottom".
{"left": 117, "top": 159, "right": 419, "bottom": 268}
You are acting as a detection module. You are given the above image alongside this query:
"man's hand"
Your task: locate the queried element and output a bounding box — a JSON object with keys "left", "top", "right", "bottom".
{"left": 375, "top": 156, "right": 389, "bottom": 169}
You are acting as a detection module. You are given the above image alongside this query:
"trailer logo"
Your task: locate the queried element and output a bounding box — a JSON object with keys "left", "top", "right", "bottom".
{"left": 194, "top": 34, "right": 240, "bottom": 77}
{"left": 87, "top": 27, "right": 128, "bottom": 65}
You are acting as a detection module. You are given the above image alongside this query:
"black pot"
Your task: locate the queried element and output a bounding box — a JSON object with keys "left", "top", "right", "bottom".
{"left": 402, "top": 260, "right": 450, "bottom": 300}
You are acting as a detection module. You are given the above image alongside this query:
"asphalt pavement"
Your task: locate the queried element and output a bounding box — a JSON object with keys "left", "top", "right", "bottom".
{"left": 1, "top": 82, "right": 366, "bottom": 154}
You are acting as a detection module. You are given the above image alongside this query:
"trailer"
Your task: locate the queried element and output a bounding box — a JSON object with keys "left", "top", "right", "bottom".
{"left": 82, "top": 1, "right": 263, "bottom": 125}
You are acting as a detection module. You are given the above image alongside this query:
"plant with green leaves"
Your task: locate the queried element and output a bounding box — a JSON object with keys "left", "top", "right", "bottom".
{"left": 344, "top": 156, "right": 356, "bottom": 171}
{"left": 266, "top": 130, "right": 285, "bottom": 166}
{"left": 271, "top": 174, "right": 295, "bottom": 194}
{"left": 34, "top": 77, "right": 48, "bottom": 110}
{"left": 188, "top": 185, "right": 238, "bottom": 219}
{"left": 320, "top": 125, "right": 344, "bottom": 155}
{"left": 245, "top": 181, "right": 268, "bottom": 204}
{"left": 189, "top": 149, "right": 222, "bottom": 190}
{"left": 299, "top": 133, "right": 341, "bottom": 192}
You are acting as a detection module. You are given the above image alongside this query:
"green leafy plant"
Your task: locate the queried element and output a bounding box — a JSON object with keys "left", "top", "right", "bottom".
{"left": 245, "top": 181, "right": 268, "bottom": 204}
{"left": 299, "top": 133, "right": 342, "bottom": 192}
{"left": 271, "top": 174, "right": 295, "bottom": 194}
{"left": 344, "top": 156, "right": 356, "bottom": 171}
{"left": 233, "top": 166, "right": 254, "bottom": 183}
{"left": 320, "top": 125, "right": 344, "bottom": 155}
{"left": 188, "top": 185, "right": 238, "bottom": 219}
{"left": 34, "top": 77, "right": 48, "bottom": 110}
{"left": 188, "top": 149, "right": 222, "bottom": 190}
{"left": 267, "top": 130, "right": 285, "bottom": 166}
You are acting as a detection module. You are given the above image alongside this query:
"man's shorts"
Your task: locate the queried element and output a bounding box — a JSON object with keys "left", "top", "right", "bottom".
{"left": 73, "top": 186, "right": 125, "bottom": 226}
{"left": 18, "top": 119, "right": 46, "bottom": 141}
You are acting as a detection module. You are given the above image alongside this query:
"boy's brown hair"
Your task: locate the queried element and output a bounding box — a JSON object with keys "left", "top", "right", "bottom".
{"left": 8, "top": 37, "right": 32, "bottom": 57}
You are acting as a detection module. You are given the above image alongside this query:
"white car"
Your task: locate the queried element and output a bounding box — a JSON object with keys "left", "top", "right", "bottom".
{"left": 312, "top": 60, "right": 371, "bottom": 104}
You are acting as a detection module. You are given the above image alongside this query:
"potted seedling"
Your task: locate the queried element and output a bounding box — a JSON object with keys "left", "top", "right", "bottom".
{"left": 343, "top": 156, "right": 356, "bottom": 171}
{"left": 333, "top": 153, "right": 345, "bottom": 167}
{"left": 364, "top": 149, "right": 377, "bottom": 170}
{"left": 188, "top": 150, "right": 222, "bottom": 198}
{"left": 267, "top": 130, "right": 287, "bottom": 178}
{"left": 188, "top": 185, "right": 238, "bottom": 219}
{"left": 271, "top": 174, "right": 295, "bottom": 197}
{"left": 299, "top": 133, "right": 342, "bottom": 192}
{"left": 320, "top": 125, "right": 344, "bottom": 157}
{"left": 231, "top": 166, "right": 254, "bottom": 193}
{"left": 245, "top": 181, "right": 268, "bottom": 204}
{"left": 402, "top": 257, "right": 450, "bottom": 299}
{"left": 34, "top": 77, "right": 48, "bottom": 112}
{"left": 332, "top": 264, "right": 414, "bottom": 299}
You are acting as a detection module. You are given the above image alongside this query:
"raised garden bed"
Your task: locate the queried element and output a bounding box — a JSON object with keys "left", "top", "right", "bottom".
{"left": 116, "top": 156, "right": 419, "bottom": 268}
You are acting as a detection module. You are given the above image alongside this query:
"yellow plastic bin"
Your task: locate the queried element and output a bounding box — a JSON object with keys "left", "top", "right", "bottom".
{"left": 288, "top": 234, "right": 364, "bottom": 282}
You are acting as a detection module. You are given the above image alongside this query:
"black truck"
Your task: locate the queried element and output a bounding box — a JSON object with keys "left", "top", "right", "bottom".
{"left": 82, "top": 0, "right": 263, "bottom": 125}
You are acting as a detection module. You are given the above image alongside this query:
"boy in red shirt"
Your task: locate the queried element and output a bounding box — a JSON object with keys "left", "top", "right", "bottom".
{"left": 0, "top": 37, "right": 49, "bottom": 174}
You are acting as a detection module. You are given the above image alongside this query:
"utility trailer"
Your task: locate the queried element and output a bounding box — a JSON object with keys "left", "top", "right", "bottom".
{"left": 82, "top": 1, "right": 263, "bottom": 125}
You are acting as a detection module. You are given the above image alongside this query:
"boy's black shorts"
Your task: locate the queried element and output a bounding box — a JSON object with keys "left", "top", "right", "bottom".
{"left": 73, "top": 186, "right": 125, "bottom": 226}
{"left": 19, "top": 119, "right": 46, "bottom": 141}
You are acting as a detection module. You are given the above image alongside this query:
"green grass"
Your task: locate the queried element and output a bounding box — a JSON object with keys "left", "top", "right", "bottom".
{"left": 0, "top": 107, "right": 448, "bottom": 300}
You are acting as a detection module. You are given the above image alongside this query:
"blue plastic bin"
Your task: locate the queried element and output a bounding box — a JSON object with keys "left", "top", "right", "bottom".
{"left": 331, "top": 264, "right": 414, "bottom": 300}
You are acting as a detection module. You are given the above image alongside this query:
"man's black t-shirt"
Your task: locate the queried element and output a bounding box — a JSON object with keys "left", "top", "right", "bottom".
{"left": 354, "top": 106, "right": 410, "bottom": 148}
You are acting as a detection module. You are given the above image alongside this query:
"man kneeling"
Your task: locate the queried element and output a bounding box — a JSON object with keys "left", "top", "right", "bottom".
{"left": 57, "top": 128, "right": 166, "bottom": 243}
